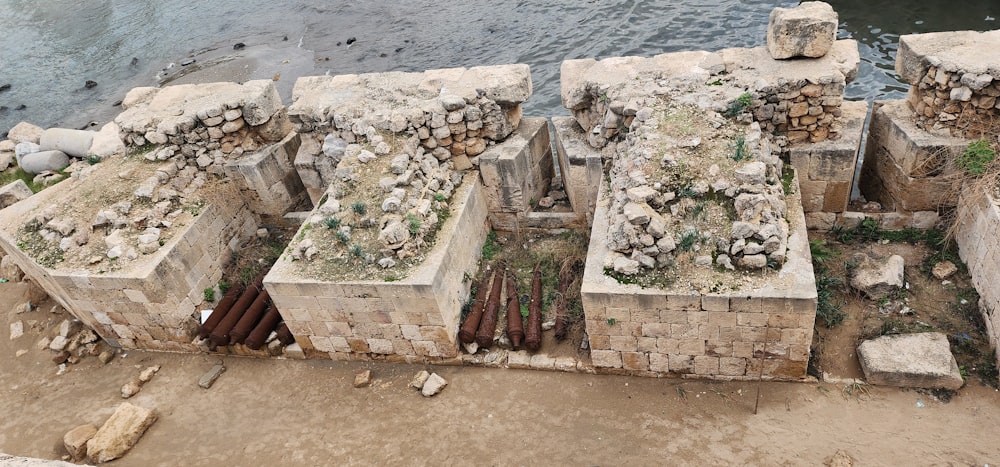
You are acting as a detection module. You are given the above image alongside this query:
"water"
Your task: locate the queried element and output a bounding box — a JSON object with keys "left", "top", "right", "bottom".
{"left": 0, "top": 0, "right": 997, "bottom": 135}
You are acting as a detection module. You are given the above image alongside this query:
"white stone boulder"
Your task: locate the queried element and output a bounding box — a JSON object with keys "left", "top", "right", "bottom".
{"left": 19, "top": 150, "right": 70, "bottom": 174}
{"left": 86, "top": 402, "right": 157, "bottom": 463}
{"left": 766, "top": 1, "right": 838, "bottom": 59}
{"left": 849, "top": 253, "right": 904, "bottom": 298}
{"left": 6, "top": 121, "right": 43, "bottom": 144}
{"left": 39, "top": 128, "right": 95, "bottom": 158}
{"left": 857, "top": 332, "right": 964, "bottom": 390}
{"left": 88, "top": 122, "right": 126, "bottom": 159}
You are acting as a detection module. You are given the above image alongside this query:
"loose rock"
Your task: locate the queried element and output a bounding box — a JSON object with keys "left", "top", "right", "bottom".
{"left": 353, "top": 369, "right": 372, "bottom": 388}
{"left": 86, "top": 402, "right": 157, "bottom": 463}
{"left": 420, "top": 373, "right": 448, "bottom": 397}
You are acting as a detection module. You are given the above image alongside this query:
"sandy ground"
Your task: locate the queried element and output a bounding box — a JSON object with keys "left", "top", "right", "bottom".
{"left": 2, "top": 282, "right": 1000, "bottom": 466}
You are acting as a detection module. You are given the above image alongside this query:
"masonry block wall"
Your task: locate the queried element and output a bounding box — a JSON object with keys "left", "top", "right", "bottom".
{"left": 224, "top": 132, "right": 306, "bottom": 217}
{"left": 264, "top": 173, "right": 488, "bottom": 362}
{"left": 581, "top": 182, "right": 817, "bottom": 380}
{"left": 552, "top": 116, "right": 605, "bottom": 225}
{"left": 0, "top": 196, "right": 257, "bottom": 351}
{"left": 955, "top": 189, "right": 1000, "bottom": 372}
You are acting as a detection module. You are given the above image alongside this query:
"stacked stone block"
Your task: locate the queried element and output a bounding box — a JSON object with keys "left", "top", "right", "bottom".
{"left": 478, "top": 117, "right": 564, "bottom": 231}
{"left": 287, "top": 65, "right": 532, "bottom": 204}
{"left": 115, "top": 80, "right": 291, "bottom": 172}
{"left": 955, "top": 188, "right": 1000, "bottom": 376}
{"left": 264, "top": 173, "right": 488, "bottom": 362}
{"left": 581, "top": 182, "right": 817, "bottom": 380}
{"left": 223, "top": 132, "right": 306, "bottom": 217}
{"left": 860, "top": 100, "right": 970, "bottom": 213}
{"left": 896, "top": 30, "right": 1000, "bottom": 137}
{"left": 0, "top": 189, "right": 257, "bottom": 351}
{"left": 788, "top": 100, "right": 867, "bottom": 222}
{"left": 552, "top": 116, "right": 606, "bottom": 224}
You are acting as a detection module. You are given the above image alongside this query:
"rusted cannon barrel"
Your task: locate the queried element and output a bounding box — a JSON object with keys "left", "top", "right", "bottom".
{"left": 197, "top": 284, "right": 240, "bottom": 339}
{"left": 229, "top": 289, "right": 270, "bottom": 345}
{"left": 275, "top": 322, "right": 296, "bottom": 345}
{"left": 505, "top": 271, "right": 524, "bottom": 349}
{"left": 209, "top": 274, "right": 264, "bottom": 348}
{"left": 475, "top": 269, "right": 504, "bottom": 348}
{"left": 245, "top": 305, "right": 281, "bottom": 350}
{"left": 459, "top": 272, "right": 492, "bottom": 344}
{"left": 525, "top": 264, "right": 543, "bottom": 351}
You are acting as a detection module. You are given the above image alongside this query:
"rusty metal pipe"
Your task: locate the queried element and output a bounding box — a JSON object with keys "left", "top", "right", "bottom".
{"left": 229, "top": 289, "right": 270, "bottom": 345}
{"left": 197, "top": 285, "right": 241, "bottom": 339}
{"left": 475, "top": 269, "right": 504, "bottom": 348}
{"left": 525, "top": 263, "right": 543, "bottom": 351}
{"left": 209, "top": 274, "right": 264, "bottom": 348}
{"left": 275, "top": 322, "right": 296, "bottom": 346}
{"left": 459, "top": 272, "right": 492, "bottom": 344}
{"left": 505, "top": 271, "right": 524, "bottom": 350}
{"left": 245, "top": 305, "right": 281, "bottom": 350}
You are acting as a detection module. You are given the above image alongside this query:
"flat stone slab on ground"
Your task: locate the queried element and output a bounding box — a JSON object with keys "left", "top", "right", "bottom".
{"left": 198, "top": 362, "right": 226, "bottom": 389}
{"left": 849, "top": 253, "right": 904, "bottom": 298}
{"left": 857, "top": 332, "right": 964, "bottom": 390}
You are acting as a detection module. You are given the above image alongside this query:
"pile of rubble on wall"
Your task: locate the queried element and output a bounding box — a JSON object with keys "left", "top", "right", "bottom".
{"left": 115, "top": 80, "right": 291, "bottom": 171}
{"left": 285, "top": 65, "right": 531, "bottom": 276}
{"left": 896, "top": 29, "right": 1000, "bottom": 137}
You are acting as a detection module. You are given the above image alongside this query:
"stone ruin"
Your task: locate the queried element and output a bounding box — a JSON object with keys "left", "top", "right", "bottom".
{"left": 1, "top": 1, "right": 998, "bottom": 380}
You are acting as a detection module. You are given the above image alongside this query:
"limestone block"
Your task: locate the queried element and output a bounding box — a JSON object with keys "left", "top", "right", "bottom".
{"left": 895, "top": 30, "right": 1000, "bottom": 85}
{"left": 39, "top": 128, "right": 95, "bottom": 158}
{"left": 64, "top": 424, "right": 98, "bottom": 461}
{"left": 553, "top": 116, "right": 603, "bottom": 220}
{"left": 7, "top": 121, "right": 43, "bottom": 144}
{"left": 766, "top": 2, "right": 838, "bottom": 59}
{"left": 86, "top": 402, "right": 157, "bottom": 463}
{"left": 224, "top": 132, "right": 305, "bottom": 216}
{"left": 0, "top": 179, "right": 33, "bottom": 209}
{"left": 88, "top": 122, "right": 125, "bottom": 159}
{"left": 859, "top": 100, "right": 968, "bottom": 211}
{"left": 19, "top": 150, "right": 70, "bottom": 174}
{"left": 858, "top": 332, "right": 964, "bottom": 390}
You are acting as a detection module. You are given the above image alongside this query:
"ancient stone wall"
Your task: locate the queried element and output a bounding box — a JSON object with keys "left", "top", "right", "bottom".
{"left": 582, "top": 181, "right": 816, "bottom": 380}
{"left": 896, "top": 30, "right": 1000, "bottom": 138}
{"left": 287, "top": 65, "right": 531, "bottom": 204}
{"left": 955, "top": 188, "right": 1000, "bottom": 372}
{"left": 264, "top": 173, "right": 488, "bottom": 362}
{"left": 115, "top": 80, "right": 291, "bottom": 170}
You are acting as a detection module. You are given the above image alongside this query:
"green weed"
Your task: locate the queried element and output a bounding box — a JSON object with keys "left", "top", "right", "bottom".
{"left": 956, "top": 139, "right": 995, "bottom": 175}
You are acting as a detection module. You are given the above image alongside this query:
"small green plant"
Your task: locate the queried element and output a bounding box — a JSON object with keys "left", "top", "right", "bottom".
{"left": 599, "top": 93, "right": 609, "bottom": 103}
{"left": 956, "top": 139, "right": 996, "bottom": 175}
{"left": 218, "top": 280, "right": 232, "bottom": 294}
{"left": 86, "top": 154, "right": 102, "bottom": 165}
{"left": 433, "top": 193, "right": 447, "bottom": 202}
{"left": 0, "top": 167, "right": 45, "bottom": 193}
{"left": 781, "top": 166, "right": 795, "bottom": 195}
{"left": 731, "top": 135, "right": 749, "bottom": 161}
{"left": 351, "top": 202, "right": 367, "bottom": 216}
{"left": 203, "top": 287, "right": 216, "bottom": 302}
{"left": 406, "top": 213, "right": 421, "bottom": 235}
{"left": 349, "top": 244, "right": 365, "bottom": 258}
{"left": 324, "top": 216, "right": 341, "bottom": 230}
{"left": 334, "top": 231, "right": 350, "bottom": 245}
{"left": 607, "top": 318, "right": 617, "bottom": 326}
{"left": 724, "top": 92, "right": 753, "bottom": 117}
{"left": 482, "top": 230, "right": 500, "bottom": 260}
{"left": 678, "top": 231, "right": 701, "bottom": 252}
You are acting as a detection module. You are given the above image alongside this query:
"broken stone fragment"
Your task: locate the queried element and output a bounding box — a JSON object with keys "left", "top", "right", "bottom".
{"left": 120, "top": 379, "right": 142, "bottom": 399}
{"left": 64, "top": 424, "right": 98, "bottom": 462}
{"left": 199, "top": 362, "right": 226, "bottom": 389}
{"left": 766, "top": 1, "right": 837, "bottom": 59}
{"left": 410, "top": 370, "right": 430, "bottom": 390}
{"left": 849, "top": 253, "right": 904, "bottom": 298}
{"left": 421, "top": 373, "right": 448, "bottom": 397}
{"left": 353, "top": 369, "right": 372, "bottom": 388}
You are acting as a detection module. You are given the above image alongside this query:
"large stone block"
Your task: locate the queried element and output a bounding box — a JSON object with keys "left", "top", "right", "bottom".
{"left": 858, "top": 332, "right": 964, "bottom": 390}
{"left": 0, "top": 179, "right": 33, "bottom": 209}
{"left": 19, "top": 149, "right": 70, "bottom": 174}
{"left": 552, "top": 116, "right": 604, "bottom": 223}
{"left": 224, "top": 132, "right": 305, "bottom": 217}
{"left": 895, "top": 30, "right": 1000, "bottom": 86}
{"left": 6, "top": 121, "right": 43, "bottom": 144}
{"left": 766, "top": 2, "right": 838, "bottom": 59}
{"left": 787, "top": 100, "right": 867, "bottom": 212}
{"left": 39, "top": 128, "right": 95, "bottom": 158}
{"left": 86, "top": 402, "right": 157, "bottom": 463}
{"left": 859, "top": 100, "right": 970, "bottom": 211}
{"left": 956, "top": 188, "right": 1000, "bottom": 379}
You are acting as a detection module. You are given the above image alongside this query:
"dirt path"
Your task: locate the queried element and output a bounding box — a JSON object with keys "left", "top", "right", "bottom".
{"left": 3, "top": 281, "right": 1000, "bottom": 466}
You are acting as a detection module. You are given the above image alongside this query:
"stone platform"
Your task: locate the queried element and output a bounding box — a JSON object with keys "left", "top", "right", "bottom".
{"left": 263, "top": 172, "right": 488, "bottom": 362}
{"left": 581, "top": 177, "right": 817, "bottom": 380}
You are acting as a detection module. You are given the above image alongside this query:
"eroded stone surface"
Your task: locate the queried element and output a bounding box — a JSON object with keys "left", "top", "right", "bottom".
{"left": 858, "top": 332, "right": 964, "bottom": 390}
{"left": 766, "top": 2, "right": 838, "bottom": 59}
{"left": 86, "top": 402, "right": 157, "bottom": 463}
